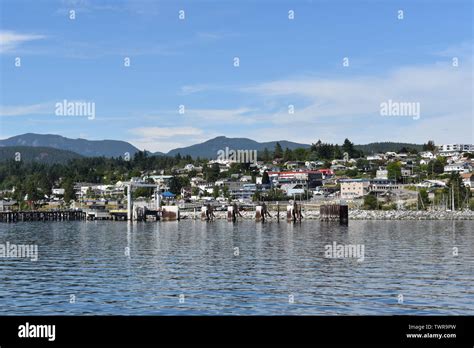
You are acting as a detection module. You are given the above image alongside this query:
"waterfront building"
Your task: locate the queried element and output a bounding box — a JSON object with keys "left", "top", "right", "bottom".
{"left": 369, "top": 179, "right": 403, "bottom": 193}
{"left": 339, "top": 179, "right": 370, "bottom": 199}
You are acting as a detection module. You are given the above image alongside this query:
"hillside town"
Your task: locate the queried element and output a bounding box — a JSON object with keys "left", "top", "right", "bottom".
{"left": 0, "top": 141, "right": 473, "bottom": 216}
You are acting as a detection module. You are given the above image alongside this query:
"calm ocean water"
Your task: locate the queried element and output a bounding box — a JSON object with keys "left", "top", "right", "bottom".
{"left": 0, "top": 220, "right": 472, "bottom": 315}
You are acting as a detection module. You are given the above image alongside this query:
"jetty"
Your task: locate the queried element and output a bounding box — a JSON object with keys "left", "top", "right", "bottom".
{"left": 0, "top": 210, "right": 86, "bottom": 222}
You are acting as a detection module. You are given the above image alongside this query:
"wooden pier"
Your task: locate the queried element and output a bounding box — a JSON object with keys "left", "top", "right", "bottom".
{"left": 0, "top": 210, "right": 86, "bottom": 223}
{"left": 320, "top": 204, "right": 349, "bottom": 224}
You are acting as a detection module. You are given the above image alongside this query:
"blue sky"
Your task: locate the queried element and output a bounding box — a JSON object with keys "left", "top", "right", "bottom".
{"left": 0, "top": 0, "right": 472, "bottom": 152}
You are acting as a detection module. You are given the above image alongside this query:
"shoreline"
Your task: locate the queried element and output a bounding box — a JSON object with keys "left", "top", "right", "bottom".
{"left": 2, "top": 209, "right": 474, "bottom": 222}
{"left": 180, "top": 209, "right": 474, "bottom": 221}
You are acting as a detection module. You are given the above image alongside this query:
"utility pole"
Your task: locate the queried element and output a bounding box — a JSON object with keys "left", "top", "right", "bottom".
{"left": 416, "top": 174, "right": 419, "bottom": 211}
{"left": 127, "top": 183, "right": 132, "bottom": 221}
{"left": 451, "top": 184, "right": 455, "bottom": 211}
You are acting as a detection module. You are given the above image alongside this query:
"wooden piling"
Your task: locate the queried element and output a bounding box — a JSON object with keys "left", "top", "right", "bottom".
{"left": 320, "top": 204, "right": 348, "bottom": 224}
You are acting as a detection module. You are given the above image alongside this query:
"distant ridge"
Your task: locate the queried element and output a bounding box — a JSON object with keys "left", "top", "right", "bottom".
{"left": 354, "top": 142, "right": 424, "bottom": 154}
{"left": 0, "top": 146, "right": 83, "bottom": 164}
{"left": 0, "top": 133, "right": 426, "bottom": 159}
{"left": 0, "top": 133, "right": 141, "bottom": 158}
{"left": 166, "top": 136, "right": 310, "bottom": 158}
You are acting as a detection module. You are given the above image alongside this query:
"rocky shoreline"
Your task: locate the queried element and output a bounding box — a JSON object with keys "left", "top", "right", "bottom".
{"left": 180, "top": 209, "right": 474, "bottom": 220}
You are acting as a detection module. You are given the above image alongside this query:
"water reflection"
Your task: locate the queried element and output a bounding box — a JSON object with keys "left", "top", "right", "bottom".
{"left": 0, "top": 220, "right": 472, "bottom": 315}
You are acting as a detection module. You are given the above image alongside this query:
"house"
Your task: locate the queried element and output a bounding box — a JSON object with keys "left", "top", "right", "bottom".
{"left": 285, "top": 161, "right": 301, "bottom": 169}
{"left": 0, "top": 199, "right": 18, "bottom": 212}
{"left": 197, "top": 184, "right": 214, "bottom": 195}
{"left": 144, "top": 175, "right": 173, "bottom": 186}
{"left": 339, "top": 179, "right": 370, "bottom": 199}
{"left": 367, "top": 154, "right": 384, "bottom": 161}
{"left": 416, "top": 180, "right": 446, "bottom": 188}
{"left": 240, "top": 175, "right": 253, "bottom": 182}
{"left": 316, "top": 169, "right": 334, "bottom": 178}
{"left": 225, "top": 182, "right": 256, "bottom": 201}
{"left": 438, "top": 144, "right": 474, "bottom": 155}
{"left": 444, "top": 162, "right": 472, "bottom": 173}
{"left": 401, "top": 169, "right": 412, "bottom": 177}
{"left": 461, "top": 173, "right": 474, "bottom": 188}
{"left": 385, "top": 152, "right": 398, "bottom": 158}
{"left": 52, "top": 188, "right": 65, "bottom": 195}
{"left": 330, "top": 164, "right": 347, "bottom": 171}
{"left": 376, "top": 169, "right": 388, "bottom": 179}
{"left": 420, "top": 151, "right": 435, "bottom": 159}
{"left": 281, "top": 183, "right": 305, "bottom": 196}
{"left": 190, "top": 177, "right": 206, "bottom": 187}
{"left": 369, "top": 179, "right": 402, "bottom": 193}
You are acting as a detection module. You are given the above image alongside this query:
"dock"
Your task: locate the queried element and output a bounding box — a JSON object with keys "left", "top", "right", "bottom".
{"left": 0, "top": 210, "right": 86, "bottom": 222}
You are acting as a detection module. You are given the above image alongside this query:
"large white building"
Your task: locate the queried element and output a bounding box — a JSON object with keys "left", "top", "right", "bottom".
{"left": 339, "top": 179, "right": 370, "bottom": 199}
{"left": 438, "top": 144, "right": 474, "bottom": 155}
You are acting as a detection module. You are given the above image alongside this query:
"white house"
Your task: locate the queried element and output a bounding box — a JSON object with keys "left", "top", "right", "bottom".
{"left": 281, "top": 183, "right": 305, "bottom": 196}
{"left": 376, "top": 170, "right": 388, "bottom": 180}
{"left": 52, "top": 188, "right": 65, "bottom": 195}
{"left": 420, "top": 151, "right": 435, "bottom": 159}
{"left": 444, "top": 162, "right": 472, "bottom": 173}
{"left": 367, "top": 154, "right": 383, "bottom": 161}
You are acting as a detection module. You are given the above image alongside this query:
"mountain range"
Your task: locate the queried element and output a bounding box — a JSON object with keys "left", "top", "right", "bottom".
{"left": 0, "top": 133, "right": 309, "bottom": 160}
{"left": 0, "top": 133, "right": 424, "bottom": 162}
{"left": 0, "top": 133, "right": 142, "bottom": 158}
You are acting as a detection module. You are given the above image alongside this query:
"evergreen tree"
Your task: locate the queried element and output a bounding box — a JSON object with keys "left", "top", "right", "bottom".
{"left": 274, "top": 142, "right": 283, "bottom": 159}
{"left": 422, "top": 140, "right": 436, "bottom": 151}
{"left": 262, "top": 171, "right": 270, "bottom": 185}
{"left": 283, "top": 147, "right": 293, "bottom": 161}
{"left": 446, "top": 172, "right": 470, "bottom": 210}
{"left": 262, "top": 148, "right": 271, "bottom": 162}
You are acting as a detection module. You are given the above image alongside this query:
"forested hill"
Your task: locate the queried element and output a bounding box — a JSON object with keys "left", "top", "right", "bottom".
{"left": 0, "top": 146, "right": 83, "bottom": 164}
{"left": 355, "top": 142, "right": 424, "bottom": 154}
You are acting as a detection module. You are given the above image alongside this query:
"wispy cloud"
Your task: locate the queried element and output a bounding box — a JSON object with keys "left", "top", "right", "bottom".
{"left": 56, "top": 0, "right": 160, "bottom": 16}
{"left": 0, "top": 103, "right": 53, "bottom": 116}
{"left": 241, "top": 61, "right": 472, "bottom": 131}
{"left": 0, "top": 31, "right": 47, "bottom": 53}
{"left": 130, "top": 126, "right": 203, "bottom": 138}
{"left": 128, "top": 126, "right": 212, "bottom": 152}
{"left": 433, "top": 40, "right": 473, "bottom": 58}
{"left": 179, "top": 84, "right": 213, "bottom": 95}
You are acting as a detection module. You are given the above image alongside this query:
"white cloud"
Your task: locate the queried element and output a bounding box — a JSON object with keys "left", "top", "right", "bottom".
{"left": 180, "top": 84, "right": 212, "bottom": 95}
{"left": 0, "top": 103, "right": 53, "bottom": 116}
{"left": 184, "top": 107, "right": 258, "bottom": 124}
{"left": 241, "top": 59, "right": 472, "bottom": 144}
{"left": 0, "top": 31, "right": 46, "bottom": 53}
{"left": 130, "top": 126, "right": 203, "bottom": 138}
{"left": 128, "top": 126, "right": 212, "bottom": 152}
